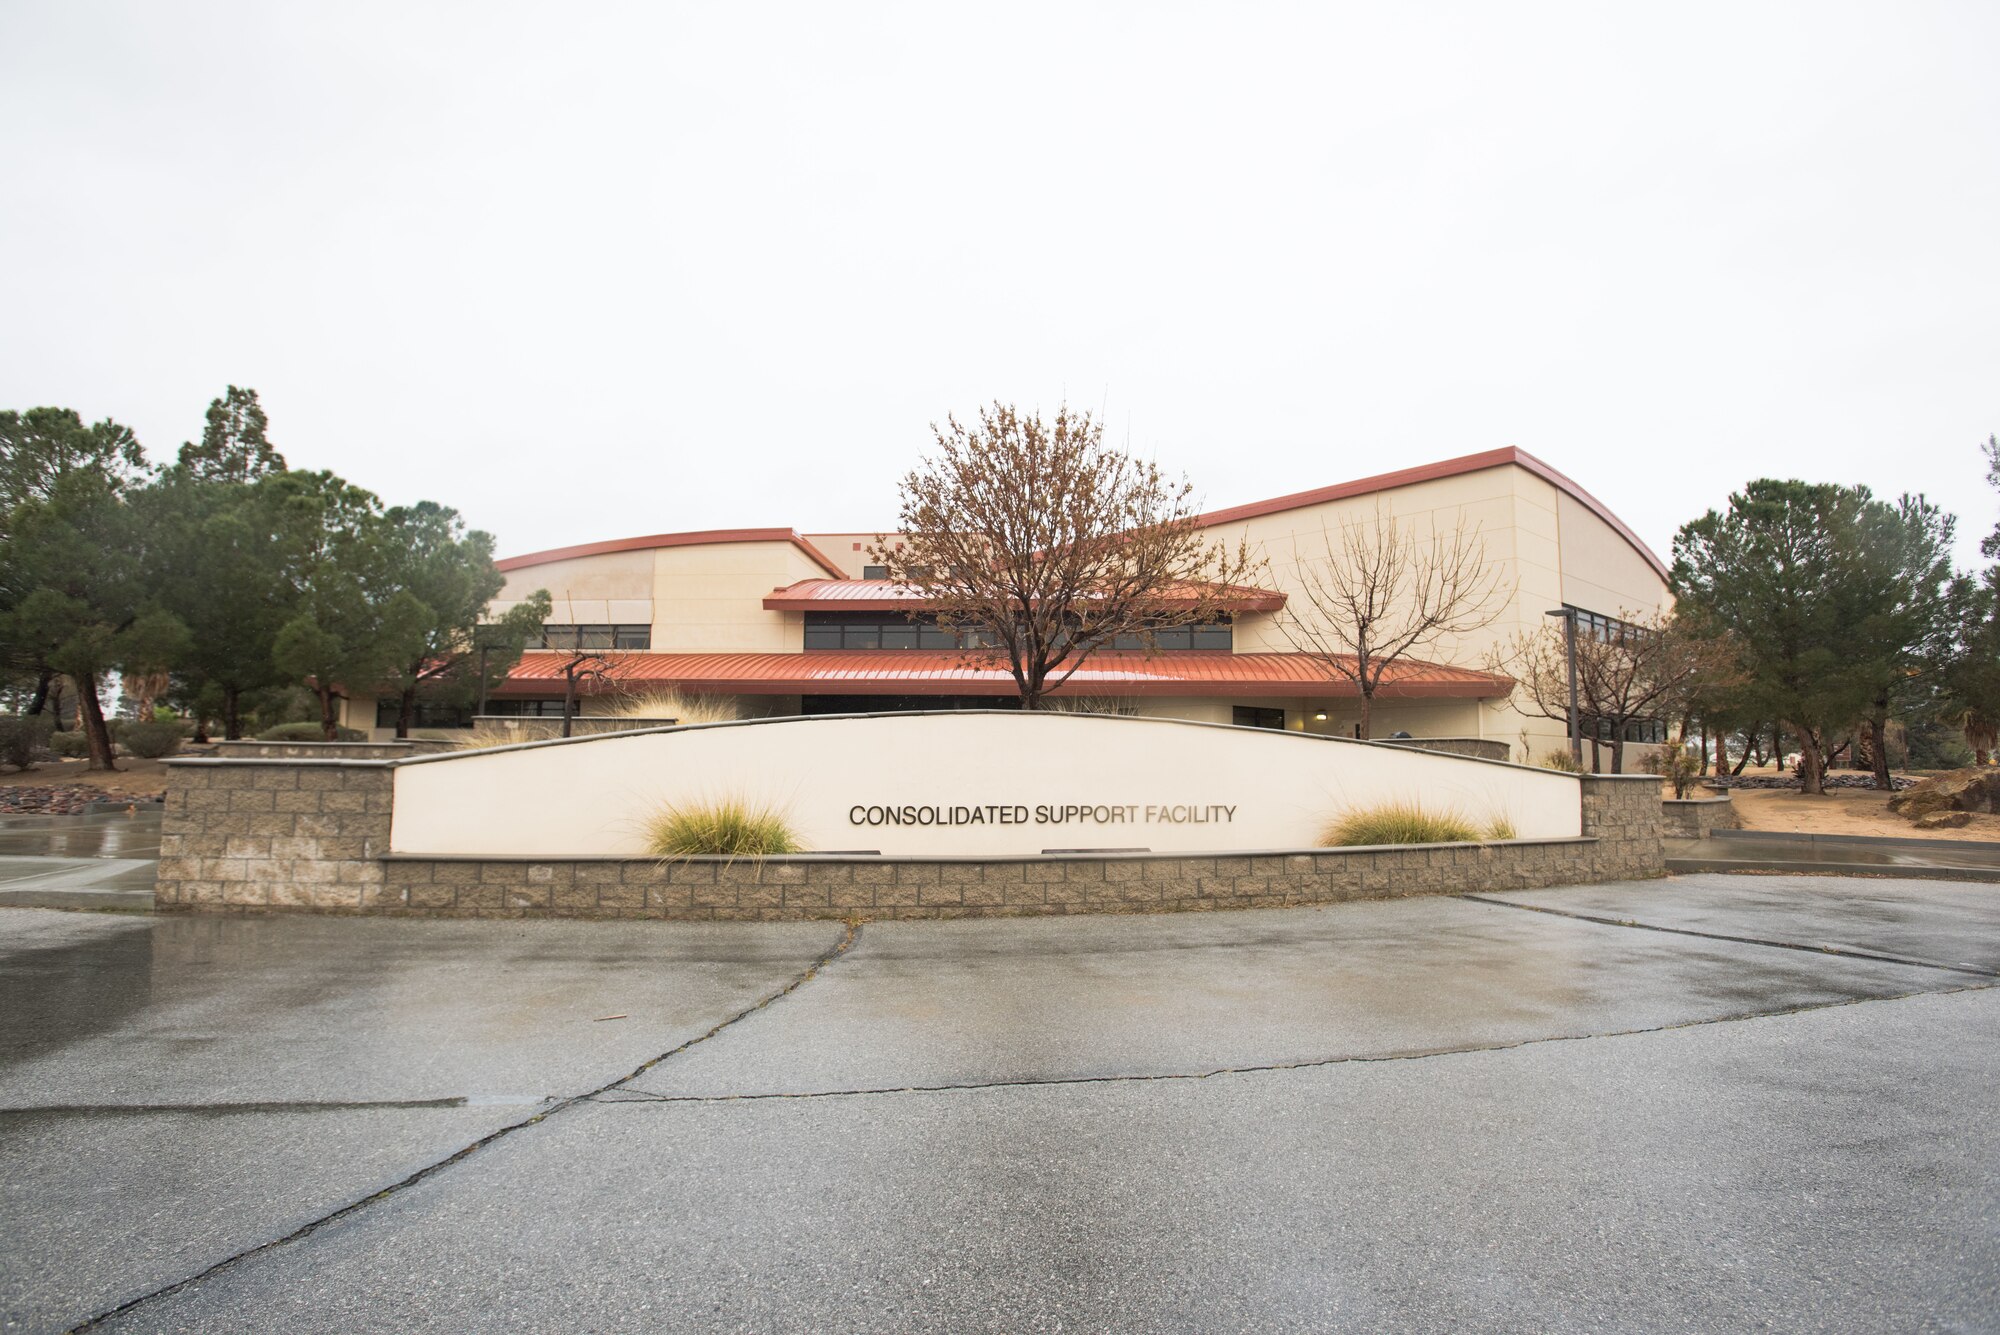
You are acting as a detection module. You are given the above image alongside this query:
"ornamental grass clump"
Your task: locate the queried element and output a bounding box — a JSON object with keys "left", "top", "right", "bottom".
{"left": 1320, "top": 800, "right": 1484, "bottom": 847}
{"left": 613, "top": 690, "right": 737, "bottom": 724}
{"left": 644, "top": 797, "right": 803, "bottom": 859}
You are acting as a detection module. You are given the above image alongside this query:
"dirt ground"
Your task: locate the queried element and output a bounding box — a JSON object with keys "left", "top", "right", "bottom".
{"left": 1724, "top": 784, "right": 2000, "bottom": 843}
{"left": 0, "top": 757, "right": 172, "bottom": 798}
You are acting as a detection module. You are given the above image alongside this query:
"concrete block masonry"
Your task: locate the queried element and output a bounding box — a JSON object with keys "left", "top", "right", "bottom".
{"left": 154, "top": 760, "right": 1665, "bottom": 919}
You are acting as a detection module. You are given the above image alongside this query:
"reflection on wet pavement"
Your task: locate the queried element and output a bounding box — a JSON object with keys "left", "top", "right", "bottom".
{"left": 0, "top": 810, "right": 164, "bottom": 860}
{"left": 0, "top": 812, "right": 162, "bottom": 909}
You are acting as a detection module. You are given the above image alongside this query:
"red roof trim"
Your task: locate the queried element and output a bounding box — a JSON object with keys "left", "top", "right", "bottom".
{"left": 760, "top": 579, "right": 1288, "bottom": 613}
{"left": 496, "top": 528, "right": 846, "bottom": 579}
{"left": 1195, "top": 446, "right": 1670, "bottom": 582}
{"left": 497, "top": 650, "right": 1512, "bottom": 701}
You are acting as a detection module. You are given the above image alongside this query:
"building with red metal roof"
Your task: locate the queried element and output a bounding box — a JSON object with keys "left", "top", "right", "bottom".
{"left": 339, "top": 447, "right": 1669, "bottom": 763}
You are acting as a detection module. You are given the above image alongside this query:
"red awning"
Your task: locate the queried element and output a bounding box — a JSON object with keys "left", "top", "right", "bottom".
{"left": 500, "top": 650, "right": 1511, "bottom": 699}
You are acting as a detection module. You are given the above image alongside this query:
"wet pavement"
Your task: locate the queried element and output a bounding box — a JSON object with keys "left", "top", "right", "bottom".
{"left": 0, "top": 813, "right": 159, "bottom": 912}
{"left": 1667, "top": 827, "right": 2000, "bottom": 881}
{"left": 2, "top": 875, "right": 1996, "bottom": 1333}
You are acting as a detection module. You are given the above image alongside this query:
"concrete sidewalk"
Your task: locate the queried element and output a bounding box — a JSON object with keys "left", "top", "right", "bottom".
{"left": 2, "top": 874, "right": 1995, "bottom": 1333}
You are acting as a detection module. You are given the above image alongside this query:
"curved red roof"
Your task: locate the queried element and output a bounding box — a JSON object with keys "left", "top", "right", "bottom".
{"left": 1194, "top": 446, "right": 1669, "bottom": 582}
{"left": 500, "top": 650, "right": 1510, "bottom": 699}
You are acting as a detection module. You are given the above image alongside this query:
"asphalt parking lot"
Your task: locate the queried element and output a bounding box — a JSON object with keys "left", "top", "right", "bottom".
{"left": 3, "top": 874, "right": 1996, "bottom": 1333}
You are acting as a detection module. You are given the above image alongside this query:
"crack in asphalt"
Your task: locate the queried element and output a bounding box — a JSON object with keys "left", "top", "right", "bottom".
{"left": 0, "top": 1097, "right": 553, "bottom": 1120}
{"left": 62, "top": 920, "right": 861, "bottom": 1334}
{"left": 586, "top": 979, "right": 1998, "bottom": 1107}
{"left": 1457, "top": 893, "right": 2000, "bottom": 977}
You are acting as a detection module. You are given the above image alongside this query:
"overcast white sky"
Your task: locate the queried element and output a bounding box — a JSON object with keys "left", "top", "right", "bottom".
{"left": 3, "top": 3, "right": 1996, "bottom": 569}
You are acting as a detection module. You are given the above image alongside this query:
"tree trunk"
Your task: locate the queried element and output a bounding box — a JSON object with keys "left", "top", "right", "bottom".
{"left": 26, "top": 669, "right": 51, "bottom": 717}
{"left": 1588, "top": 736, "right": 1602, "bottom": 773}
{"left": 74, "top": 670, "right": 117, "bottom": 771}
{"left": 397, "top": 687, "right": 416, "bottom": 739}
{"left": 318, "top": 688, "right": 341, "bottom": 741}
{"left": 562, "top": 675, "right": 577, "bottom": 738}
{"left": 1609, "top": 735, "right": 1625, "bottom": 775}
{"left": 1697, "top": 721, "right": 1709, "bottom": 777}
{"left": 1796, "top": 727, "right": 1825, "bottom": 796}
{"left": 223, "top": 686, "right": 244, "bottom": 741}
{"left": 1356, "top": 692, "right": 1373, "bottom": 741}
{"left": 192, "top": 715, "right": 211, "bottom": 745}
{"left": 1868, "top": 703, "right": 1893, "bottom": 792}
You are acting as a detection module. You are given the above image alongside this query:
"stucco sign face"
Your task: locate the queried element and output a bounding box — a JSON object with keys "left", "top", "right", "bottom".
{"left": 389, "top": 712, "right": 1584, "bottom": 858}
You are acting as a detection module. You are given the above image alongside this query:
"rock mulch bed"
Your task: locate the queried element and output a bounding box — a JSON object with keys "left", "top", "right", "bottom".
{"left": 0, "top": 786, "right": 160, "bottom": 815}
{"left": 1706, "top": 774, "right": 1916, "bottom": 792}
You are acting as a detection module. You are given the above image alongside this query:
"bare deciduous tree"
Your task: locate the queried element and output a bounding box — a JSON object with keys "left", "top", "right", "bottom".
{"left": 1491, "top": 608, "right": 1736, "bottom": 773}
{"left": 872, "top": 402, "right": 1258, "bottom": 711}
{"left": 1279, "top": 506, "right": 1512, "bottom": 739}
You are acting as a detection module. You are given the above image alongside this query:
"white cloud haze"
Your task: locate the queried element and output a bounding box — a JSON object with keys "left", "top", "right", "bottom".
{"left": 3, "top": 2, "right": 1996, "bottom": 567}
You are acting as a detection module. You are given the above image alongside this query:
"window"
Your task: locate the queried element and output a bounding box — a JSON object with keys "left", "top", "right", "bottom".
{"left": 1580, "top": 714, "right": 1666, "bottom": 744}
{"left": 1110, "top": 617, "right": 1232, "bottom": 652}
{"left": 374, "top": 700, "right": 473, "bottom": 729}
{"left": 540, "top": 624, "right": 650, "bottom": 650}
{"left": 861, "top": 565, "right": 889, "bottom": 580}
{"left": 1233, "top": 706, "right": 1285, "bottom": 730}
{"left": 481, "top": 699, "right": 575, "bottom": 717}
{"left": 804, "top": 613, "right": 991, "bottom": 651}
{"left": 1565, "top": 606, "right": 1650, "bottom": 646}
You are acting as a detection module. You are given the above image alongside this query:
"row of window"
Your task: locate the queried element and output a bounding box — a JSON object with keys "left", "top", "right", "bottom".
{"left": 372, "top": 698, "right": 585, "bottom": 728}
{"left": 1580, "top": 715, "right": 1667, "bottom": 744}
{"left": 540, "top": 625, "right": 651, "bottom": 651}
{"left": 1566, "top": 606, "right": 1651, "bottom": 646}
{"left": 801, "top": 613, "right": 1232, "bottom": 652}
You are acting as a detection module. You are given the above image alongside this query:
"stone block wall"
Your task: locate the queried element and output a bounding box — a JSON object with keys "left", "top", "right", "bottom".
{"left": 155, "top": 763, "right": 1666, "bottom": 919}
{"left": 207, "top": 740, "right": 453, "bottom": 760}
{"left": 1661, "top": 794, "right": 1741, "bottom": 839}
{"left": 469, "top": 716, "right": 676, "bottom": 745}
{"left": 155, "top": 760, "right": 394, "bottom": 911}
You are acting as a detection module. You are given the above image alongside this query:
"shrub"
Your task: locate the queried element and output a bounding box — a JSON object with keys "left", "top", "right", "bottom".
{"left": 643, "top": 797, "right": 802, "bottom": 858}
{"left": 119, "top": 719, "right": 187, "bottom": 759}
{"left": 1646, "top": 744, "right": 1703, "bottom": 799}
{"left": 1484, "top": 815, "right": 1518, "bottom": 841}
{"left": 48, "top": 730, "right": 90, "bottom": 759}
{"left": 1320, "top": 801, "right": 1483, "bottom": 847}
{"left": 256, "top": 721, "right": 367, "bottom": 742}
{"left": 611, "top": 690, "right": 737, "bottom": 724}
{"left": 1537, "top": 748, "right": 1583, "bottom": 772}
{"left": 0, "top": 715, "right": 52, "bottom": 770}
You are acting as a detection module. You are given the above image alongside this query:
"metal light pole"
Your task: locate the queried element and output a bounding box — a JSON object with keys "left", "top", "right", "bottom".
{"left": 1545, "top": 608, "right": 1581, "bottom": 767}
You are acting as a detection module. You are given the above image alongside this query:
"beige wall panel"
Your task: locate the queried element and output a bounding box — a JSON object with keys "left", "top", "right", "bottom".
{"left": 1556, "top": 492, "right": 1671, "bottom": 618}
{"left": 798, "top": 533, "right": 901, "bottom": 579}
{"left": 390, "top": 713, "right": 1583, "bottom": 857}
{"left": 495, "top": 550, "right": 654, "bottom": 604}
{"left": 651, "top": 542, "right": 809, "bottom": 651}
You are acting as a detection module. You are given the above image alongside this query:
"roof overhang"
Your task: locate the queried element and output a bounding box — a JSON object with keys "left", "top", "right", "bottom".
{"left": 761, "top": 579, "right": 1288, "bottom": 614}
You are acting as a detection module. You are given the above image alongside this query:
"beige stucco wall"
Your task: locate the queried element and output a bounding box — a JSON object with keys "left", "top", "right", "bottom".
{"left": 1199, "top": 461, "right": 1668, "bottom": 762}
{"left": 389, "top": 713, "right": 1583, "bottom": 858}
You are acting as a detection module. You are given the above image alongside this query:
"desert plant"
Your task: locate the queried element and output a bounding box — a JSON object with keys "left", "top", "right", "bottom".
{"left": 119, "top": 719, "right": 187, "bottom": 759}
{"left": 257, "top": 721, "right": 367, "bottom": 742}
{"left": 1320, "top": 801, "right": 1483, "bottom": 847}
{"left": 48, "top": 730, "right": 90, "bottom": 759}
{"left": 1537, "top": 748, "right": 1583, "bottom": 772}
{"left": 643, "top": 797, "right": 802, "bottom": 858}
{"left": 611, "top": 689, "right": 737, "bottom": 724}
{"left": 0, "top": 715, "right": 53, "bottom": 770}
{"left": 1045, "top": 694, "right": 1143, "bottom": 716}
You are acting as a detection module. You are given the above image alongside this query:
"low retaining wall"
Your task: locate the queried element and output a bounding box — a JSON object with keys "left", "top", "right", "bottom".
{"left": 469, "top": 715, "right": 678, "bottom": 744}
{"left": 208, "top": 740, "right": 455, "bottom": 760}
{"left": 154, "top": 764, "right": 1663, "bottom": 918}
{"left": 1661, "top": 794, "right": 1740, "bottom": 839}
{"left": 1379, "top": 736, "right": 1513, "bottom": 763}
